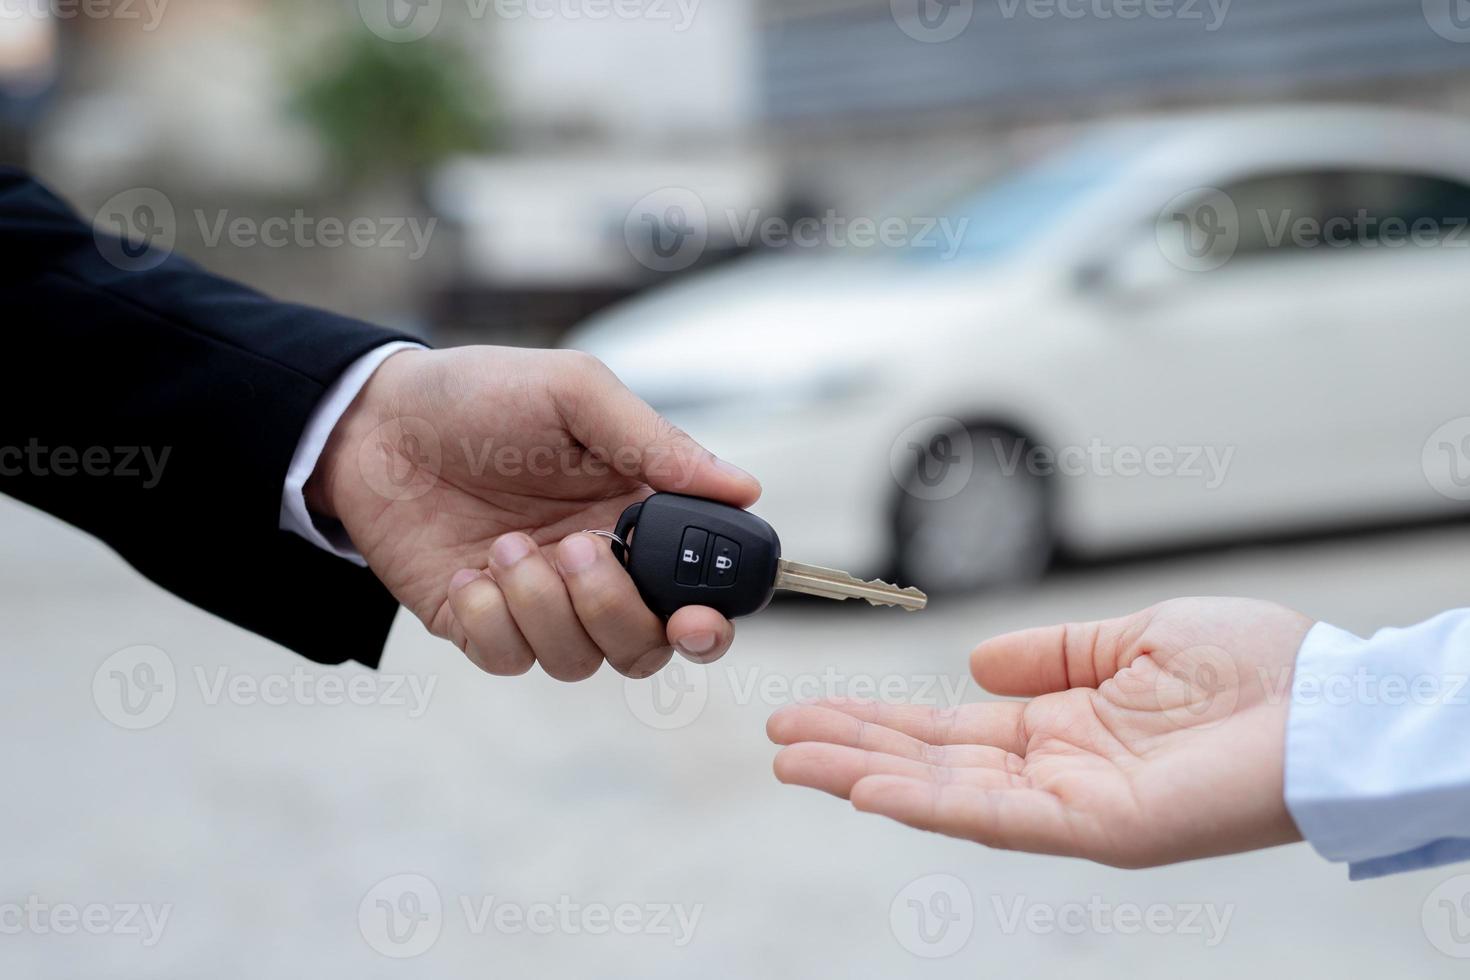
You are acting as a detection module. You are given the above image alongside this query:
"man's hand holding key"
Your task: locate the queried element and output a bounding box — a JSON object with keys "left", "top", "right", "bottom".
{"left": 310, "top": 345, "right": 927, "bottom": 683}
{"left": 308, "top": 346, "right": 766, "bottom": 681}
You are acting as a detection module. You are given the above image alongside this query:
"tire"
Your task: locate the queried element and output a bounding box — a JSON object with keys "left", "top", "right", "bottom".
{"left": 892, "top": 425, "right": 1054, "bottom": 595}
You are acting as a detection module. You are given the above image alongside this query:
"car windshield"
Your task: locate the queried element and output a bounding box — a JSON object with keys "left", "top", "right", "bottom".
{"left": 870, "top": 134, "right": 1146, "bottom": 264}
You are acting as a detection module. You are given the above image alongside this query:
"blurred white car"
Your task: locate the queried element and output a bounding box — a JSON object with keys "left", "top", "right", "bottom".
{"left": 567, "top": 108, "right": 1470, "bottom": 593}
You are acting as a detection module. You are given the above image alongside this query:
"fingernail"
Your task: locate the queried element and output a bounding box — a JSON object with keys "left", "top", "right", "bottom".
{"left": 558, "top": 534, "right": 599, "bottom": 574}
{"left": 676, "top": 632, "right": 718, "bottom": 657}
{"left": 450, "top": 569, "right": 482, "bottom": 592}
{"left": 715, "top": 457, "right": 758, "bottom": 486}
{"left": 491, "top": 534, "right": 533, "bottom": 569}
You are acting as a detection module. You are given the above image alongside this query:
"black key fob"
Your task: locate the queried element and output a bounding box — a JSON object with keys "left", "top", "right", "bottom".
{"left": 613, "top": 493, "right": 782, "bottom": 620}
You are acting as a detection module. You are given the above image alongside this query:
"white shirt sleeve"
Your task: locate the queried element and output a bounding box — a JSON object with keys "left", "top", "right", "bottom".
{"left": 278, "top": 341, "right": 426, "bottom": 565}
{"left": 1285, "top": 609, "right": 1470, "bottom": 880}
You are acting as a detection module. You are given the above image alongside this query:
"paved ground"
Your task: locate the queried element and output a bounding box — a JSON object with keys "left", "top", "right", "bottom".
{"left": 3, "top": 495, "right": 1469, "bottom": 978}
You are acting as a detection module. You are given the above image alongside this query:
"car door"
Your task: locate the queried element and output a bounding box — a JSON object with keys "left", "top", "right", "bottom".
{"left": 1274, "top": 169, "right": 1470, "bottom": 517}
{"left": 1056, "top": 168, "right": 1439, "bottom": 549}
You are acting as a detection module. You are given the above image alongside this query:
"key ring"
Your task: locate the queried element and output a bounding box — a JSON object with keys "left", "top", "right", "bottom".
{"left": 583, "top": 500, "right": 643, "bottom": 564}
{"left": 583, "top": 530, "right": 627, "bottom": 550}
{"left": 582, "top": 528, "right": 632, "bottom": 564}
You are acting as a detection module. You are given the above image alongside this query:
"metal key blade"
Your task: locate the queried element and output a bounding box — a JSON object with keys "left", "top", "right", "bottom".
{"left": 774, "top": 559, "right": 928, "bottom": 612}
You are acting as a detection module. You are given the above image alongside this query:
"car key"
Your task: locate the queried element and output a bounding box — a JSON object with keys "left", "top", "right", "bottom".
{"left": 606, "top": 493, "right": 928, "bottom": 620}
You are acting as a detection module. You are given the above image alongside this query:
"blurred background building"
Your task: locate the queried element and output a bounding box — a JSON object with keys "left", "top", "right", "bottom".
{"left": 8, "top": 0, "right": 1468, "bottom": 345}
{"left": 761, "top": 0, "right": 1470, "bottom": 194}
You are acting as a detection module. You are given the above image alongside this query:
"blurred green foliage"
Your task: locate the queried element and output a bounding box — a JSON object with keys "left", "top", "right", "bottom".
{"left": 291, "top": 30, "right": 495, "bottom": 186}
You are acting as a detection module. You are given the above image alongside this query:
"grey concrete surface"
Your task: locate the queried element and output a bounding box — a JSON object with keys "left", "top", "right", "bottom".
{"left": 2, "top": 495, "right": 1469, "bottom": 978}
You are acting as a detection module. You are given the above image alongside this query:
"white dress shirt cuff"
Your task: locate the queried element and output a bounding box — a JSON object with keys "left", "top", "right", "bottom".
{"left": 1284, "top": 611, "right": 1470, "bottom": 880}
{"left": 279, "top": 342, "right": 426, "bottom": 565}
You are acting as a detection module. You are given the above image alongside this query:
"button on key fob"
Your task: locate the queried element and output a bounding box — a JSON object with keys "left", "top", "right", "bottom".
{"left": 611, "top": 493, "right": 928, "bottom": 620}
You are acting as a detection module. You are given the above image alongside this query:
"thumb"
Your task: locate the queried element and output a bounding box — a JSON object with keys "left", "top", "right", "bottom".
{"left": 970, "top": 608, "right": 1154, "bottom": 696}
{"left": 566, "top": 355, "right": 762, "bottom": 507}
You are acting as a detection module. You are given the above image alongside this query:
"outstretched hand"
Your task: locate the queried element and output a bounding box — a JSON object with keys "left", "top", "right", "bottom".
{"left": 307, "top": 347, "right": 761, "bottom": 681}
{"left": 769, "top": 598, "right": 1315, "bottom": 867}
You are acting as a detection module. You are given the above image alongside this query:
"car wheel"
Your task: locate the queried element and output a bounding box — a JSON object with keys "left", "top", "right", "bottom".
{"left": 892, "top": 426, "right": 1053, "bottom": 594}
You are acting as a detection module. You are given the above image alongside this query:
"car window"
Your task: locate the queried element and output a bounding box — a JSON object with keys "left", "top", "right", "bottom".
{"left": 1221, "top": 169, "right": 1470, "bottom": 257}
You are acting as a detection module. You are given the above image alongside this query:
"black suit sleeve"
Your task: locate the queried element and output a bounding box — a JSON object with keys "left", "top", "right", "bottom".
{"left": 0, "top": 169, "right": 421, "bottom": 667}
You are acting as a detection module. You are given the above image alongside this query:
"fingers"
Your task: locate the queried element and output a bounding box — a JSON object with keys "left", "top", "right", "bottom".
{"left": 561, "top": 353, "right": 762, "bottom": 507}
{"left": 767, "top": 701, "right": 1030, "bottom": 758}
{"left": 488, "top": 533, "right": 604, "bottom": 683}
{"left": 970, "top": 610, "right": 1154, "bottom": 696}
{"left": 850, "top": 776, "right": 1079, "bottom": 858}
{"left": 447, "top": 570, "right": 535, "bottom": 676}
{"left": 768, "top": 700, "right": 1082, "bottom": 859}
{"left": 768, "top": 704, "right": 934, "bottom": 758}
{"left": 555, "top": 533, "right": 736, "bottom": 675}
{"left": 450, "top": 532, "right": 740, "bottom": 682}
{"left": 774, "top": 743, "right": 1022, "bottom": 800}
{"left": 556, "top": 533, "right": 673, "bottom": 679}
{"left": 667, "top": 605, "right": 736, "bottom": 665}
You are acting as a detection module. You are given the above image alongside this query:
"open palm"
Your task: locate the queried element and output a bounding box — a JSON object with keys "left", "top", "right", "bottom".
{"left": 769, "top": 598, "right": 1314, "bottom": 867}
{"left": 309, "top": 347, "right": 761, "bottom": 681}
